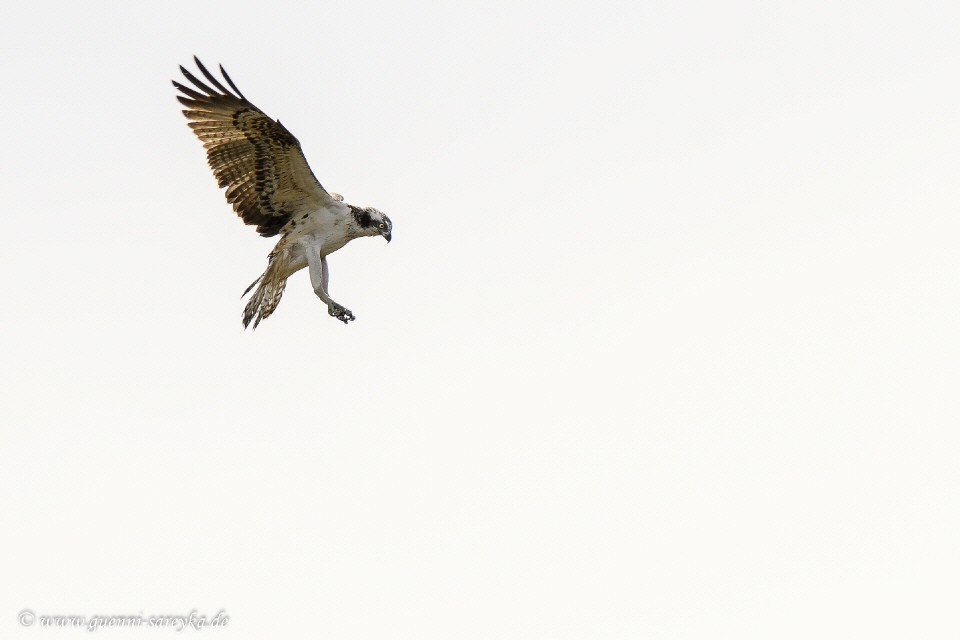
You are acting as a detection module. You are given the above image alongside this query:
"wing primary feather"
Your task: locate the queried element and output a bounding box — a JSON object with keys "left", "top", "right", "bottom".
{"left": 172, "top": 81, "right": 208, "bottom": 101}
{"left": 219, "top": 65, "right": 247, "bottom": 100}
{"left": 177, "top": 97, "right": 215, "bottom": 110}
{"left": 181, "top": 107, "right": 228, "bottom": 119}
{"left": 180, "top": 66, "right": 218, "bottom": 96}
{"left": 193, "top": 56, "right": 236, "bottom": 97}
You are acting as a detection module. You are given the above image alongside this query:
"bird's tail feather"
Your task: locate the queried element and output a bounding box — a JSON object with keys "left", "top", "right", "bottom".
{"left": 242, "top": 275, "right": 263, "bottom": 297}
{"left": 242, "top": 253, "right": 289, "bottom": 329}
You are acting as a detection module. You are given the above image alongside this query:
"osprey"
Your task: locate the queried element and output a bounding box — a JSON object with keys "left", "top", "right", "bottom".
{"left": 173, "top": 57, "right": 392, "bottom": 328}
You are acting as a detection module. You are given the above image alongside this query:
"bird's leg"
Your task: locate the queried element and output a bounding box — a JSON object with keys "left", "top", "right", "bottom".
{"left": 306, "top": 245, "right": 355, "bottom": 323}
{"left": 320, "top": 254, "right": 330, "bottom": 297}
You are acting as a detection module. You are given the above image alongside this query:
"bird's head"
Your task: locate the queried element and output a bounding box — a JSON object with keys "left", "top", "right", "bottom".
{"left": 375, "top": 210, "right": 392, "bottom": 243}
{"left": 352, "top": 206, "right": 392, "bottom": 243}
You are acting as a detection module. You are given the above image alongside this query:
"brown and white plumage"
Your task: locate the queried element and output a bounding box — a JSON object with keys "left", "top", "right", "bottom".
{"left": 174, "top": 57, "right": 392, "bottom": 328}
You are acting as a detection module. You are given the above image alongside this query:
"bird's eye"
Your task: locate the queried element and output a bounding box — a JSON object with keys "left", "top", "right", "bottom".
{"left": 379, "top": 223, "right": 385, "bottom": 228}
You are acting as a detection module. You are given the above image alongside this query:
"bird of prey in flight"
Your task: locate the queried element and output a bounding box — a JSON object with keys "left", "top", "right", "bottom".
{"left": 173, "top": 57, "right": 392, "bottom": 328}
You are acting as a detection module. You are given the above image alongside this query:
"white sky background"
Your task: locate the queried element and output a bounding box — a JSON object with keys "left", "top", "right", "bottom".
{"left": 1, "top": 0, "right": 958, "bottom": 637}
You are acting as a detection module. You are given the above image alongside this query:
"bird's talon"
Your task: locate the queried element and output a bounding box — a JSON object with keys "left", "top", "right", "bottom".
{"left": 328, "top": 303, "right": 355, "bottom": 323}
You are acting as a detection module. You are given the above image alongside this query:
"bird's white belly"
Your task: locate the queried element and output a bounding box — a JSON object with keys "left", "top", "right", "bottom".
{"left": 280, "top": 230, "right": 353, "bottom": 275}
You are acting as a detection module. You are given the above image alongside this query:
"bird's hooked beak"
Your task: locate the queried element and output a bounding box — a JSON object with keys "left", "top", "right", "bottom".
{"left": 382, "top": 229, "right": 392, "bottom": 243}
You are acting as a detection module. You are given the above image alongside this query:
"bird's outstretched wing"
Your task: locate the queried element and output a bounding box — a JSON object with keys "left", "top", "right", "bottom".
{"left": 174, "top": 57, "right": 337, "bottom": 237}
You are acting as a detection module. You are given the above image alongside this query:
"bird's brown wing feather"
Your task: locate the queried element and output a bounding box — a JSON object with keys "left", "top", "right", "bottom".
{"left": 174, "top": 57, "right": 335, "bottom": 237}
